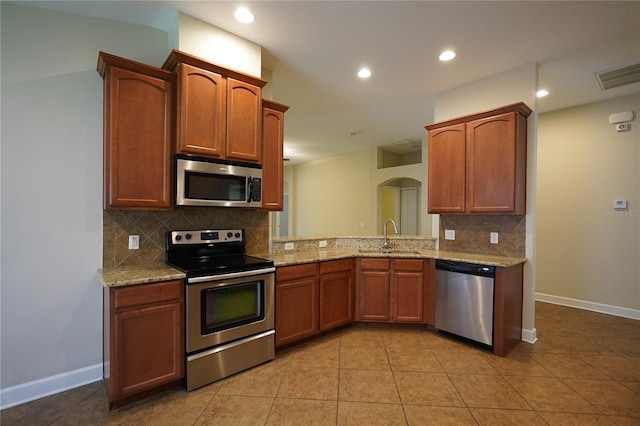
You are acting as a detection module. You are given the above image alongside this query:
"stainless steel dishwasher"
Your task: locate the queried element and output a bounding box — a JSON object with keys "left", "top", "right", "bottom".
{"left": 435, "top": 260, "right": 495, "bottom": 347}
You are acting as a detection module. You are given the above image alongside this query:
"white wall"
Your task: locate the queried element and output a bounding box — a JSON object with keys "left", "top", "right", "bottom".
{"left": 537, "top": 95, "right": 640, "bottom": 315}
{"left": 0, "top": 2, "right": 171, "bottom": 408}
{"left": 293, "top": 150, "right": 374, "bottom": 236}
{"left": 177, "top": 13, "right": 262, "bottom": 76}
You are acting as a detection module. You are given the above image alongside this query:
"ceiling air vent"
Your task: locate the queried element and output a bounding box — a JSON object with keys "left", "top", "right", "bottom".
{"left": 595, "top": 63, "right": 640, "bottom": 90}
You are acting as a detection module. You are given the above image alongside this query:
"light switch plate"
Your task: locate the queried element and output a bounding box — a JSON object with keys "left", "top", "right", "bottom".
{"left": 490, "top": 232, "right": 499, "bottom": 244}
{"left": 284, "top": 242, "right": 295, "bottom": 250}
{"left": 128, "top": 235, "right": 139, "bottom": 250}
{"left": 319, "top": 240, "right": 328, "bottom": 248}
{"left": 444, "top": 229, "right": 455, "bottom": 240}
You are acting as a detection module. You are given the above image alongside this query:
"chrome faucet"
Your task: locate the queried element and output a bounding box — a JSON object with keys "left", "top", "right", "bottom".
{"left": 382, "top": 219, "right": 399, "bottom": 250}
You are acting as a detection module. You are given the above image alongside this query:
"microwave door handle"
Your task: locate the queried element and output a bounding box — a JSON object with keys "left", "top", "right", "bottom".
{"left": 247, "top": 177, "right": 253, "bottom": 202}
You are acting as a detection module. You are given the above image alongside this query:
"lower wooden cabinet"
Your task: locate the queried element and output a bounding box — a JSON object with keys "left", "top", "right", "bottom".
{"left": 275, "top": 256, "right": 523, "bottom": 357}
{"left": 103, "top": 280, "right": 184, "bottom": 409}
{"left": 493, "top": 263, "right": 524, "bottom": 356}
{"left": 319, "top": 259, "right": 355, "bottom": 331}
{"left": 358, "top": 258, "right": 391, "bottom": 321}
{"left": 275, "top": 263, "right": 319, "bottom": 347}
{"left": 275, "top": 259, "right": 355, "bottom": 347}
{"left": 392, "top": 259, "right": 425, "bottom": 322}
{"left": 357, "top": 258, "right": 428, "bottom": 323}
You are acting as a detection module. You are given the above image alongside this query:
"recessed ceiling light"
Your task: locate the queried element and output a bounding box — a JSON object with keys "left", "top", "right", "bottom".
{"left": 234, "top": 7, "right": 254, "bottom": 23}
{"left": 439, "top": 50, "right": 456, "bottom": 61}
{"left": 357, "top": 68, "right": 372, "bottom": 79}
{"left": 536, "top": 89, "right": 549, "bottom": 98}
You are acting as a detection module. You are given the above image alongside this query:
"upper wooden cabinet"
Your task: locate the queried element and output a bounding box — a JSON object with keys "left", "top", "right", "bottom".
{"left": 97, "top": 52, "right": 175, "bottom": 210}
{"left": 261, "top": 100, "right": 289, "bottom": 211}
{"left": 426, "top": 123, "right": 466, "bottom": 213}
{"left": 163, "top": 50, "right": 268, "bottom": 164}
{"left": 425, "top": 103, "right": 532, "bottom": 214}
{"left": 175, "top": 63, "right": 226, "bottom": 157}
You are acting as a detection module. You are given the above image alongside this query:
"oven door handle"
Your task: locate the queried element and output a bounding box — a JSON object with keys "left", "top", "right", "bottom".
{"left": 187, "top": 267, "right": 276, "bottom": 284}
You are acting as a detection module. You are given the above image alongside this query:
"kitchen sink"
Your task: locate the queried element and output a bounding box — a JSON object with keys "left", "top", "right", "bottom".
{"left": 358, "top": 248, "right": 420, "bottom": 255}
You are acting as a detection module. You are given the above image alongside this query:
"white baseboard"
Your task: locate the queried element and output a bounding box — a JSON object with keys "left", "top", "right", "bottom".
{"left": 521, "top": 327, "right": 538, "bottom": 344}
{"left": 0, "top": 364, "right": 102, "bottom": 410}
{"left": 536, "top": 293, "right": 640, "bottom": 321}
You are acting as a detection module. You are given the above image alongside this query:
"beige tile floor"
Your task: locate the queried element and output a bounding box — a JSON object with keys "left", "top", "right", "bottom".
{"left": 2, "top": 301, "right": 639, "bottom": 425}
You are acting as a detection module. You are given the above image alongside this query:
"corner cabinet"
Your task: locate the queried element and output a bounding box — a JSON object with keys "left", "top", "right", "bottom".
{"left": 103, "top": 280, "right": 184, "bottom": 409}
{"left": 275, "top": 259, "right": 354, "bottom": 347}
{"left": 426, "top": 103, "right": 532, "bottom": 214}
{"left": 261, "top": 100, "right": 289, "bottom": 211}
{"left": 97, "top": 52, "right": 175, "bottom": 210}
{"left": 163, "top": 50, "right": 267, "bottom": 164}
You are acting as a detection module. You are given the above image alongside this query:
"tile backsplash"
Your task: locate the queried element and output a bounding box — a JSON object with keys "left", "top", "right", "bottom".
{"left": 103, "top": 208, "right": 269, "bottom": 268}
{"left": 439, "top": 215, "right": 526, "bottom": 257}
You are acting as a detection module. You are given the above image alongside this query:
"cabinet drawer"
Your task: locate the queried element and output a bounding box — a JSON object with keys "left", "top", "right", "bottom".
{"left": 276, "top": 263, "right": 318, "bottom": 282}
{"left": 320, "top": 258, "right": 354, "bottom": 275}
{"left": 113, "top": 280, "right": 183, "bottom": 310}
{"left": 360, "top": 258, "right": 390, "bottom": 270}
{"left": 394, "top": 259, "right": 424, "bottom": 272}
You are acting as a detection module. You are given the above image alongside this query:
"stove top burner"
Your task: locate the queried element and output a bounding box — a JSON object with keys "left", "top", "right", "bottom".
{"left": 165, "top": 229, "right": 273, "bottom": 279}
{"left": 167, "top": 255, "right": 274, "bottom": 278}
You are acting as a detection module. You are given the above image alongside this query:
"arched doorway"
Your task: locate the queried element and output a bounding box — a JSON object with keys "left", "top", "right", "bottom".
{"left": 379, "top": 178, "right": 421, "bottom": 235}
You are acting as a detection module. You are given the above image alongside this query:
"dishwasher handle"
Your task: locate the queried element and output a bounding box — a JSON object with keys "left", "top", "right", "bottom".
{"left": 435, "top": 260, "right": 495, "bottom": 278}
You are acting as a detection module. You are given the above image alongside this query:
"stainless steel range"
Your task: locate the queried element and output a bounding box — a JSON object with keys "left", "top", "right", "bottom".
{"left": 165, "top": 229, "right": 275, "bottom": 391}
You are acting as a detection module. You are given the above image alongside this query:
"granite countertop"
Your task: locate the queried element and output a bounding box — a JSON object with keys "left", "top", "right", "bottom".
{"left": 98, "top": 249, "right": 525, "bottom": 288}
{"left": 98, "top": 264, "right": 185, "bottom": 288}
{"left": 259, "top": 248, "right": 526, "bottom": 268}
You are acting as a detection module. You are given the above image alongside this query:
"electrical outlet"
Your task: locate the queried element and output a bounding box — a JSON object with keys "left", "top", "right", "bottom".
{"left": 444, "top": 229, "right": 455, "bottom": 240}
{"left": 128, "top": 235, "right": 140, "bottom": 250}
{"left": 490, "top": 232, "right": 499, "bottom": 244}
{"left": 284, "top": 242, "right": 295, "bottom": 250}
{"left": 319, "top": 240, "right": 328, "bottom": 248}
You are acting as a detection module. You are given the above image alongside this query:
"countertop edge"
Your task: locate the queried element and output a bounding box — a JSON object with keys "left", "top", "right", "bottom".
{"left": 98, "top": 264, "right": 186, "bottom": 288}
{"left": 98, "top": 250, "right": 526, "bottom": 288}
{"left": 259, "top": 248, "right": 527, "bottom": 268}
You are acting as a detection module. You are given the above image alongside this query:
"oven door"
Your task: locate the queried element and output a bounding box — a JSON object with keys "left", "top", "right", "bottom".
{"left": 186, "top": 268, "right": 275, "bottom": 354}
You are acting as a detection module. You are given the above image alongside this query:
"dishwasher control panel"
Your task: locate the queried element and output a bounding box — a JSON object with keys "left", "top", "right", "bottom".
{"left": 435, "top": 260, "right": 495, "bottom": 277}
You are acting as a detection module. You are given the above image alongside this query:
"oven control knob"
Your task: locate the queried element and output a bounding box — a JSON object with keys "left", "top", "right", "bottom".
{"left": 235, "top": 232, "right": 241, "bottom": 238}
{"left": 175, "top": 235, "right": 182, "bottom": 241}
{"left": 185, "top": 233, "right": 192, "bottom": 240}
{"left": 227, "top": 232, "right": 233, "bottom": 239}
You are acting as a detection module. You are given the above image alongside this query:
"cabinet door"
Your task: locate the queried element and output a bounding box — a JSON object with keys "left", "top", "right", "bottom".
{"left": 226, "top": 78, "right": 262, "bottom": 163}
{"left": 261, "top": 104, "right": 286, "bottom": 211}
{"left": 275, "top": 276, "right": 319, "bottom": 347}
{"left": 359, "top": 270, "right": 391, "bottom": 321}
{"left": 393, "top": 271, "right": 424, "bottom": 322}
{"left": 392, "top": 259, "right": 424, "bottom": 322}
{"left": 177, "top": 63, "right": 226, "bottom": 157}
{"left": 104, "top": 66, "right": 173, "bottom": 210}
{"left": 466, "top": 111, "right": 522, "bottom": 213}
{"left": 319, "top": 269, "right": 354, "bottom": 331}
{"left": 111, "top": 301, "right": 183, "bottom": 399}
{"left": 427, "top": 123, "right": 466, "bottom": 213}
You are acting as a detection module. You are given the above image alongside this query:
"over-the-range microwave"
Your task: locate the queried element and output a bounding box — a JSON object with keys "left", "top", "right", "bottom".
{"left": 175, "top": 155, "right": 262, "bottom": 208}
